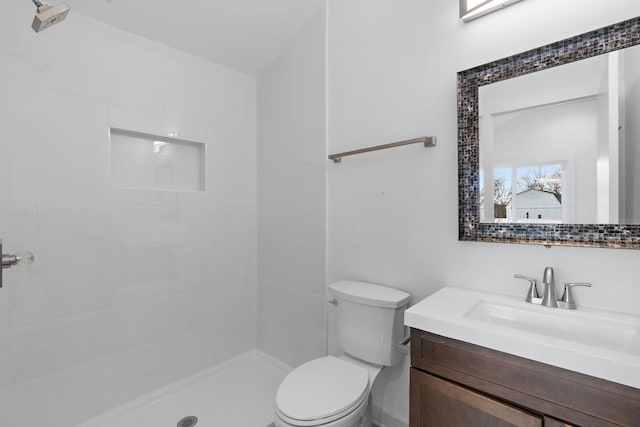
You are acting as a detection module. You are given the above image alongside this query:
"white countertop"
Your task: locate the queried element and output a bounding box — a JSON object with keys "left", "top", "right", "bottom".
{"left": 404, "top": 286, "right": 640, "bottom": 389}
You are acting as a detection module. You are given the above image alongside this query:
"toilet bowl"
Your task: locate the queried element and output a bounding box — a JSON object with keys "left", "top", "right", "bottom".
{"left": 273, "top": 281, "right": 411, "bottom": 427}
{"left": 274, "top": 355, "right": 381, "bottom": 427}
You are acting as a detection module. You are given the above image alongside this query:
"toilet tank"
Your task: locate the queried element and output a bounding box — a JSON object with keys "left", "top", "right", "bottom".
{"left": 329, "top": 281, "right": 411, "bottom": 366}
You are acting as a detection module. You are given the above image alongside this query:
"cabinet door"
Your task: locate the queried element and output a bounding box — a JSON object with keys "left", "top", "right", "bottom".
{"left": 410, "top": 368, "right": 542, "bottom": 427}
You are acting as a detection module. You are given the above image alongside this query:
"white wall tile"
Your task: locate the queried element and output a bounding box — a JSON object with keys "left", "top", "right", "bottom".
{"left": 0, "top": 288, "right": 7, "bottom": 332}
{"left": 7, "top": 264, "right": 51, "bottom": 328}
{"left": 256, "top": 3, "right": 327, "bottom": 368}
{"left": 7, "top": 323, "right": 56, "bottom": 386}
{"left": 53, "top": 310, "right": 117, "bottom": 372}
{"left": 6, "top": 83, "right": 109, "bottom": 206}
{"left": 0, "top": 331, "right": 8, "bottom": 390}
{"left": 5, "top": 357, "right": 117, "bottom": 427}
{"left": 207, "top": 296, "right": 257, "bottom": 366}
{"left": 0, "top": 6, "right": 257, "bottom": 427}
{"left": 258, "top": 281, "right": 326, "bottom": 367}
{"left": 0, "top": 387, "right": 6, "bottom": 427}
{"left": 258, "top": 205, "right": 326, "bottom": 293}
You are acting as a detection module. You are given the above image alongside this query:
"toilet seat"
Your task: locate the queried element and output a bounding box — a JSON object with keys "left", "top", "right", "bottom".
{"left": 275, "top": 356, "right": 370, "bottom": 426}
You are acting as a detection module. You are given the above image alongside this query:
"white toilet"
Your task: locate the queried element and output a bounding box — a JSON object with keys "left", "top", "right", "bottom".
{"left": 274, "top": 280, "right": 411, "bottom": 427}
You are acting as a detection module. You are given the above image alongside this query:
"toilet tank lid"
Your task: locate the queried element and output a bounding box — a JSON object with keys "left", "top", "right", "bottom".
{"left": 329, "top": 280, "right": 410, "bottom": 308}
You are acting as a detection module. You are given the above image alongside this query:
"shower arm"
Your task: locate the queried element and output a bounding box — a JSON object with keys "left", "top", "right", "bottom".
{"left": 32, "top": 0, "right": 44, "bottom": 7}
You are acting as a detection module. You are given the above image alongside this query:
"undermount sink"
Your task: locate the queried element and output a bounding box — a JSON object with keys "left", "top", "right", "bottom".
{"left": 465, "top": 299, "right": 640, "bottom": 355}
{"left": 404, "top": 287, "right": 640, "bottom": 389}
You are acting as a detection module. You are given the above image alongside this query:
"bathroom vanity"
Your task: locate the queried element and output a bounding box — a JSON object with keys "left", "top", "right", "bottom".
{"left": 409, "top": 329, "right": 640, "bottom": 427}
{"left": 405, "top": 287, "right": 640, "bottom": 426}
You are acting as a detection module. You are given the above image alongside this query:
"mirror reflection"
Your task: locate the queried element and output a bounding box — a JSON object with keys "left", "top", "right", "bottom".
{"left": 479, "top": 44, "right": 640, "bottom": 224}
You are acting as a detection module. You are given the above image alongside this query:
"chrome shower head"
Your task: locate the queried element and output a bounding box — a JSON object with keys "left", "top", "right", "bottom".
{"left": 31, "top": 1, "right": 70, "bottom": 33}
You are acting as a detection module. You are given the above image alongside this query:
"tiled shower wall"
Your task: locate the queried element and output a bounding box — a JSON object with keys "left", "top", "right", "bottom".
{"left": 257, "top": 4, "right": 327, "bottom": 368}
{"left": 0, "top": 2, "right": 257, "bottom": 426}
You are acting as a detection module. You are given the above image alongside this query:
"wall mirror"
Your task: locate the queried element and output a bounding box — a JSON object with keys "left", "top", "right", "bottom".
{"left": 458, "top": 17, "right": 640, "bottom": 248}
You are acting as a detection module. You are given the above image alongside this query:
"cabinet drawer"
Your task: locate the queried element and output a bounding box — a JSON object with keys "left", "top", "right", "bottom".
{"left": 410, "top": 329, "right": 640, "bottom": 427}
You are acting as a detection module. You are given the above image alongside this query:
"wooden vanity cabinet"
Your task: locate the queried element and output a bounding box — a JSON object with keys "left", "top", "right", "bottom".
{"left": 409, "top": 329, "right": 640, "bottom": 427}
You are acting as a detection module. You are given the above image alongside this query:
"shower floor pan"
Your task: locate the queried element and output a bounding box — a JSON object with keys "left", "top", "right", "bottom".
{"left": 75, "top": 350, "right": 290, "bottom": 427}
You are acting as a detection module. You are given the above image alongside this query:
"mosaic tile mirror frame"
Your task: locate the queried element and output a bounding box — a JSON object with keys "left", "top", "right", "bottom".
{"left": 458, "top": 17, "right": 640, "bottom": 249}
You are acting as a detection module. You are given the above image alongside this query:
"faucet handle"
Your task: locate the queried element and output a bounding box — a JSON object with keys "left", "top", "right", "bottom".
{"left": 514, "top": 274, "right": 539, "bottom": 303}
{"left": 561, "top": 283, "right": 592, "bottom": 310}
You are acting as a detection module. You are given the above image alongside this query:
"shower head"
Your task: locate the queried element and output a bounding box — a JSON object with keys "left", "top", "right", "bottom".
{"left": 31, "top": 1, "right": 70, "bottom": 33}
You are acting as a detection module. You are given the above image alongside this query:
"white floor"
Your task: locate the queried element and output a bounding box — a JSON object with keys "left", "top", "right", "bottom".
{"left": 75, "top": 350, "right": 291, "bottom": 427}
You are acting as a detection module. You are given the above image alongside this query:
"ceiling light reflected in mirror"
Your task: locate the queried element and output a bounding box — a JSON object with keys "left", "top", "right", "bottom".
{"left": 460, "top": 0, "right": 525, "bottom": 22}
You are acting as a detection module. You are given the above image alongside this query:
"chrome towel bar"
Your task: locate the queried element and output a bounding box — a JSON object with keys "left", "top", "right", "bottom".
{"left": 328, "top": 136, "right": 436, "bottom": 163}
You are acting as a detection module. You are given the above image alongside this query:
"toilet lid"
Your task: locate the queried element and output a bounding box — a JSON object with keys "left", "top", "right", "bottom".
{"left": 276, "top": 356, "right": 369, "bottom": 422}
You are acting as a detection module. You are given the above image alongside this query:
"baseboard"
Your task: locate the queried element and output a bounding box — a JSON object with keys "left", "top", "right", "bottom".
{"left": 372, "top": 404, "right": 409, "bottom": 427}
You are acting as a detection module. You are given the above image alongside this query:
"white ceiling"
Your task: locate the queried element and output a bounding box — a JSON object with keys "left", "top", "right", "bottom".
{"left": 66, "top": 0, "right": 323, "bottom": 77}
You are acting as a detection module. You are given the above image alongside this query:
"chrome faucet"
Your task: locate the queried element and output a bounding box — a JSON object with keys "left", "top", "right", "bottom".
{"left": 541, "top": 267, "right": 558, "bottom": 308}
{"left": 514, "top": 267, "right": 591, "bottom": 310}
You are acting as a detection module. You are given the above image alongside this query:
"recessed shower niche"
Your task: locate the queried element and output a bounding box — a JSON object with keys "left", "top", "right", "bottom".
{"left": 109, "top": 127, "right": 206, "bottom": 191}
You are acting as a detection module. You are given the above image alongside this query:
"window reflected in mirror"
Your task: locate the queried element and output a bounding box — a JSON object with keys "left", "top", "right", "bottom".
{"left": 478, "top": 43, "right": 640, "bottom": 225}
{"left": 480, "top": 164, "right": 563, "bottom": 223}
